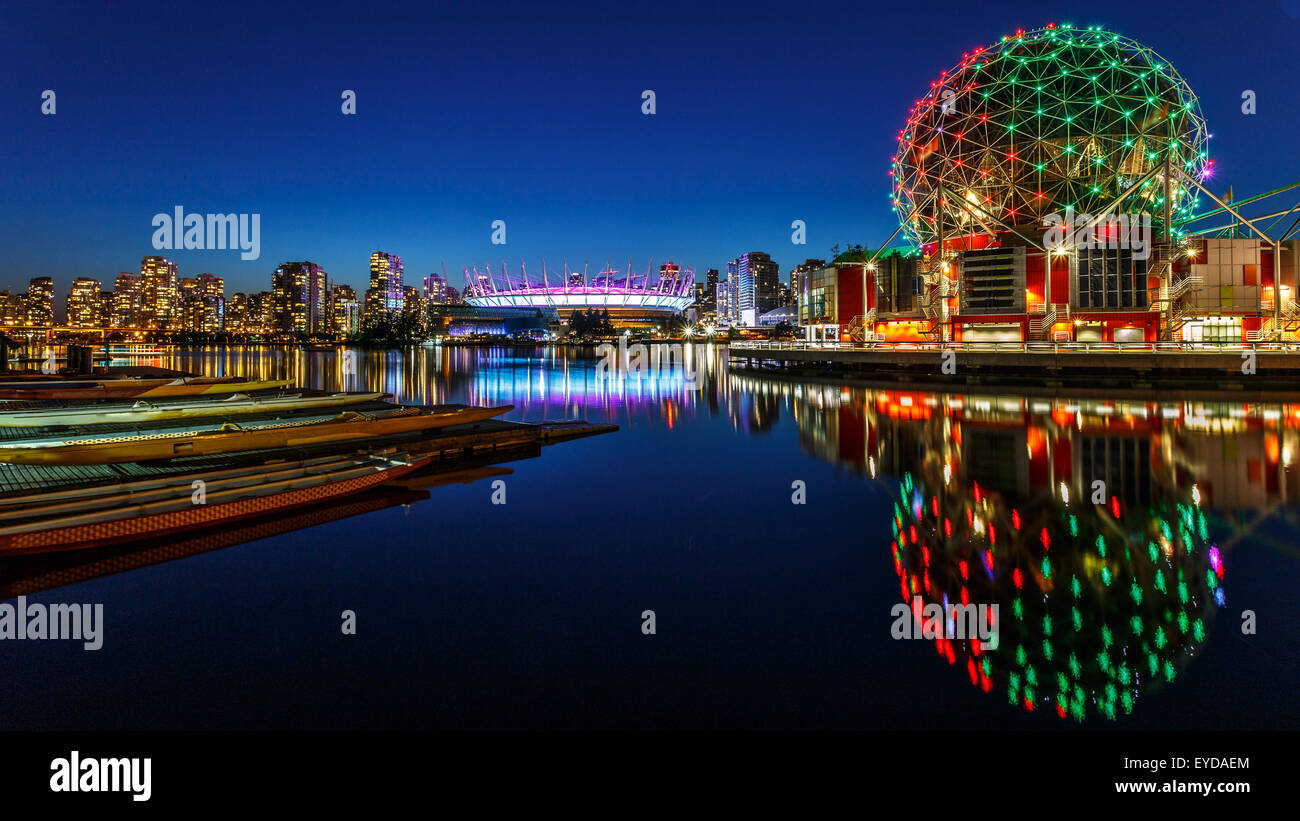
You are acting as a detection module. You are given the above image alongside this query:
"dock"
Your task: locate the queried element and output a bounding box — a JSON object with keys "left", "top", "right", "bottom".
{"left": 728, "top": 340, "right": 1300, "bottom": 390}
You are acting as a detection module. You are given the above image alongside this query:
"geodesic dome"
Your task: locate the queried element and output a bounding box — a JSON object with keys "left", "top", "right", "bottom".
{"left": 891, "top": 24, "right": 1211, "bottom": 247}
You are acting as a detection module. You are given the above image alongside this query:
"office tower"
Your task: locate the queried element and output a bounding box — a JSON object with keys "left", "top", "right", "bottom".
{"left": 272, "top": 262, "right": 328, "bottom": 334}
{"left": 365, "top": 252, "right": 404, "bottom": 317}
{"left": 26, "top": 277, "right": 54, "bottom": 327}
{"left": 67, "top": 278, "right": 102, "bottom": 328}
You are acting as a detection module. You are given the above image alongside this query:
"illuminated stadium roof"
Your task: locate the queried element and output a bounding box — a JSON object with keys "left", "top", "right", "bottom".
{"left": 464, "top": 260, "right": 694, "bottom": 312}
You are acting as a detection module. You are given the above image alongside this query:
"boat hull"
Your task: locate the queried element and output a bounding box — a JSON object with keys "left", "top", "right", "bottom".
{"left": 0, "top": 378, "right": 293, "bottom": 400}
{"left": 0, "top": 392, "right": 385, "bottom": 427}
{"left": 0, "top": 456, "right": 430, "bottom": 555}
{"left": 0, "top": 404, "right": 513, "bottom": 465}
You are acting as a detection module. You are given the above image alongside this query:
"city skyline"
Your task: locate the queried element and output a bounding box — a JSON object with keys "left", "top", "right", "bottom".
{"left": 4, "top": 1, "right": 1298, "bottom": 295}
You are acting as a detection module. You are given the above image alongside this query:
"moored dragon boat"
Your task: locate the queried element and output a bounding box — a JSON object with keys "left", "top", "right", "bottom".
{"left": 0, "top": 404, "right": 514, "bottom": 465}
{"left": 0, "top": 452, "right": 430, "bottom": 555}
{"left": 0, "top": 376, "right": 292, "bottom": 401}
{"left": 0, "top": 391, "right": 386, "bottom": 428}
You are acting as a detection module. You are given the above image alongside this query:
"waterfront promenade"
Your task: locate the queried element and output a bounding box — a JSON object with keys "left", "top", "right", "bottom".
{"left": 728, "top": 340, "right": 1300, "bottom": 387}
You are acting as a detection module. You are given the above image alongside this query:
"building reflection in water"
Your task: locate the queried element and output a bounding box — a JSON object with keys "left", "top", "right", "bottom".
{"left": 729, "top": 371, "right": 1300, "bottom": 721}
{"left": 164, "top": 343, "right": 783, "bottom": 430}
{"left": 162, "top": 345, "right": 1291, "bottom": 720}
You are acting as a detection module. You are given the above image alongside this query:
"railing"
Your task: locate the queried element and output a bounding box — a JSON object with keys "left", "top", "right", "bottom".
{"left": 732, "top": 340, "right": 1300, "bottom": 354}
{"left": 1168, "top": 273, "right": 1203, "bottom": 300}
{"left": 845, "top": 309, "right": 876, "bottom": 342}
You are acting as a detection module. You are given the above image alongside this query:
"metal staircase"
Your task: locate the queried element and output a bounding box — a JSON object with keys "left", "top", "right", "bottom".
{"left": 920, "top": 269, "right": 951, "bottom": 341}
{"left": 1147, "top": 244, "right": 1202, "bottom": 339}
{"left": 845, "top": 308, "right": 877, "bottom": 342}
{"left": 1029, "top": 302, "right": 1070, "bottom": 337}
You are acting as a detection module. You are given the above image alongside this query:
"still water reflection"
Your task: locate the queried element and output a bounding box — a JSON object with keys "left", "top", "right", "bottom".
{"left": 1, "top": 344, "right": 1293, "bottom": 729}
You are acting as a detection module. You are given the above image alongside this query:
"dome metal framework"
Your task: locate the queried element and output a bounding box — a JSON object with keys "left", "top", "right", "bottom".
{"left": 891, "top": 24, "right": 1212, "bottom": 248}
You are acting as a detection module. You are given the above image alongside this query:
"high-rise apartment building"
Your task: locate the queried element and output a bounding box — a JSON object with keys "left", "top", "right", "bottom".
{"left": 717, "top": 278, "right": 735, "bottom": 325}
{"left": 330, "top": 284, "right": 360, "bottom": 336}
{"left": 365, "top": 252, "right": 404, "bottom": 317}
{"left": 272, "top": 262, "right": 328, "bottom": 334}
{"left": 424, "top": 271, "right": 453, "bottom": 304}
{"left": 112, "top": 272, "right": 143, "bottom": 328}
{"left": 66, "top": 278, "right": 102, "bottom": 328}
{"left": 737, "top": 251, "right": 780, "bottom": 317}
{"left": 179, "top": 272, "right": 225, "bottom": 333}
{"left": 26, "top": 277, "right": 54, "bottom": 327}
{"left": 140, "top": 256, "right": 179, "bottom": 329}
{"left": 702, "top": 268, "right": 719, "bottom": 314}
{"left": 789, "top": 259, "right": 825, "bottom": 308}
{"left": 1, "top": 290, "right": 27, "bottom": 327}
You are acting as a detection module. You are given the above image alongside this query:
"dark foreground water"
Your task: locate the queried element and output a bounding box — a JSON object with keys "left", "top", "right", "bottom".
{"left": 1, "top": 344, "right": 1296, "bottom": 730}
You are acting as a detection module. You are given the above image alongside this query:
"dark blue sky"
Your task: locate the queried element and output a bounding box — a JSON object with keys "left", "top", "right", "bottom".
{"left": 2, "top": 0, "right": 1297, "bottom": 296}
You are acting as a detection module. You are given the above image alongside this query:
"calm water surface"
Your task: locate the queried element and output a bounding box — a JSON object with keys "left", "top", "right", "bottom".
{"left": 1, "top": 344, "right": 1296, "bottom": 730}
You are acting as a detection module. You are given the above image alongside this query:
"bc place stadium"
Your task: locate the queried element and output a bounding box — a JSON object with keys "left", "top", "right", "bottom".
{"left": 462, "top": 259, "right": 695, "bottom": 329}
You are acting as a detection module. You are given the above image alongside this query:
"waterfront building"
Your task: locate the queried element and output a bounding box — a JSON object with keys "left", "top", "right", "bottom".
{"left": 66, "top": 278, "right": 102, "bottom": 328}
{"left": 0, "top": 290, "right": 27, "bottom": 327}
{"left": 726, "top": 260, "right": 740, "bottom": 325}
{"left": 403, "top": 285, "right": 421, "bottom": 315}
{"left": 179, "top": 272, "right": 224, "bottom": 333}
{"left": 789, "top": 260, "right": 824, "bottom": 310}
{"left": 424, "top": 271, "right": 452, "bottom": 304}
{"left": 716, "top": 277, "right": 735, "bottom": 326}
{"left": 112, "top": 272, "right": 143, "bottom": 328}
{"left": 26, "top": 277, "right": 54, "bottom": 328}
{"left": 140, "top": 256, "right": 178, "bottom": 329}
{"left": 791, "top": 24, "right": 1300, "bottom": 345}
{"left": 247, "top": 291, "right": 275, "bottom": 334}
{"left": 225, "top": 292, "right": 250, "bottom": 334}
{"left": 272, "top": 262, "right": 328, "bottom": 334}
{"left": 331, "top": 284, "right": 360, "bottom": 336}
{"left": 702, "top": 268, "right": 719, "bottom": 316}
{"left": 736, "top": 251, "right": 779, "bottom": 318}
{"left": 365, "top": 252, "right": 404, "bottom": 317}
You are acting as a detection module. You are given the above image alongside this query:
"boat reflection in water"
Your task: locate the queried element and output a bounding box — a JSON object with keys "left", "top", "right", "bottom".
{"left": 730, "top": 373, "right": 1300, "bottom": 722}
{"left": 0, "top": 462, "right": 517, "bottom": 599}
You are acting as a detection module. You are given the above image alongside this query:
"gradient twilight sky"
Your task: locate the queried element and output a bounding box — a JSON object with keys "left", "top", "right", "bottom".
{"left": 2, "top": 0, "right": 1298, "bottom": 297}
